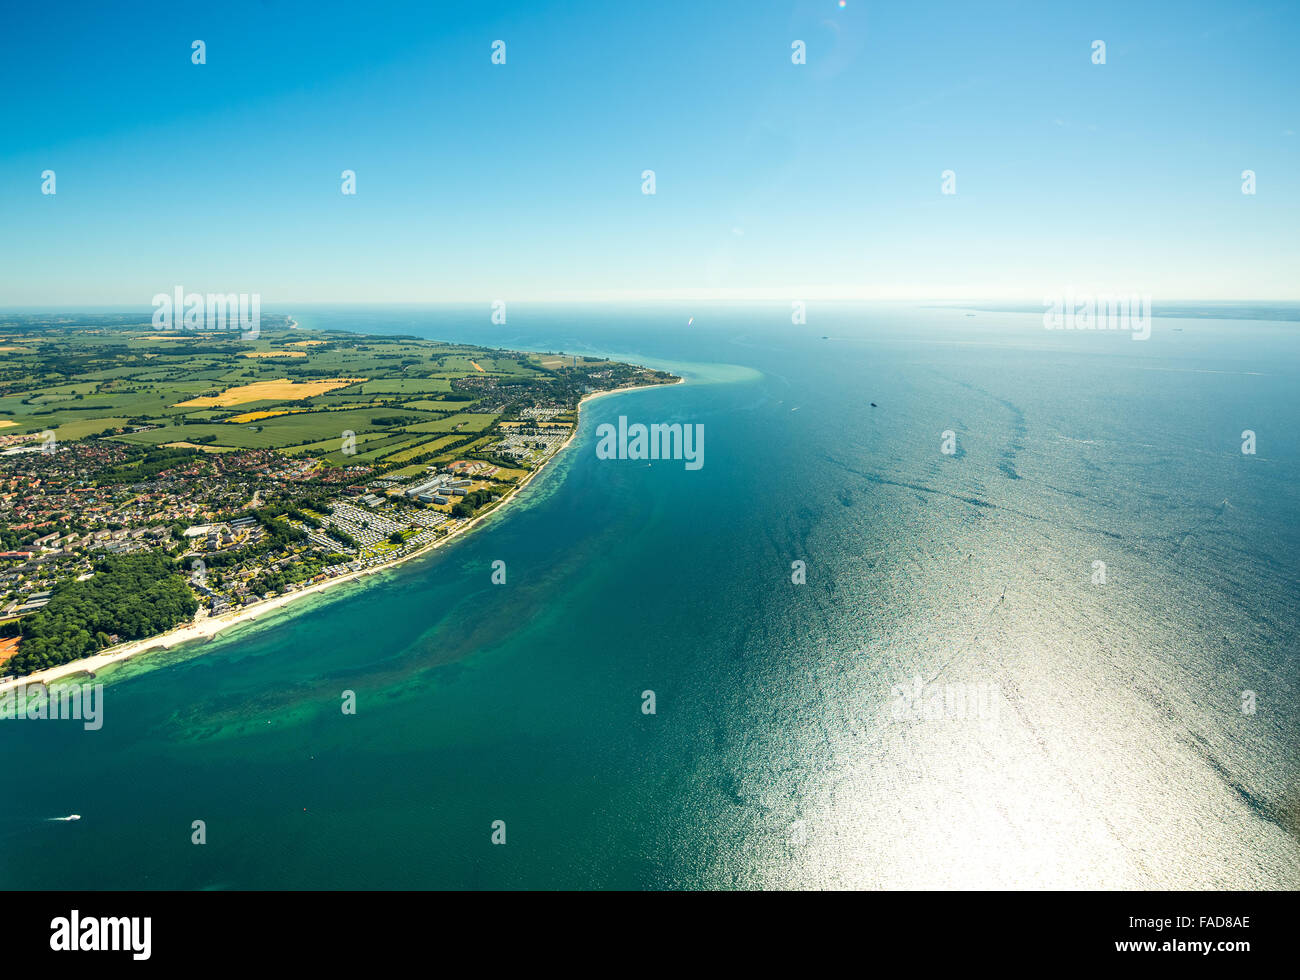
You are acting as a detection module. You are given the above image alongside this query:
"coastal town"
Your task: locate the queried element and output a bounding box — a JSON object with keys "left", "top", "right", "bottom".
{"left": 0, "top": 316, "right": 677, "bottom": 679}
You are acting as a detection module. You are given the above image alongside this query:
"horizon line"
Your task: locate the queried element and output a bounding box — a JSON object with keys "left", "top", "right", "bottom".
{"left": 5, "top": 295, "right": 1300, "bottom": 313}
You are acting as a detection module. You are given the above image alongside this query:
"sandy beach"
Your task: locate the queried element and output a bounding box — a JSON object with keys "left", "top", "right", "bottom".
{"left": 0, "top": 376, "right": 682, "bottom": 694}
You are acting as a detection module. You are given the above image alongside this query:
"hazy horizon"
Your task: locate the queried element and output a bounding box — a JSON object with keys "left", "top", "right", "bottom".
{"left": 4, "top": 298, "right": 1300, "bottom": 314}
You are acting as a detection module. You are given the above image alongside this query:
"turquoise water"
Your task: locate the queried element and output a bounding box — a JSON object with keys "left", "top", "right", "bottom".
{"left": 2, "top": 304, "right": 1298, "bottom": 889}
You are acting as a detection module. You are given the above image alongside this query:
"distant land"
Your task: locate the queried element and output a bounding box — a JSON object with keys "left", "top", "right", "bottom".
{"left": 934, "top": 301, "right": 1300, "bottom": 322}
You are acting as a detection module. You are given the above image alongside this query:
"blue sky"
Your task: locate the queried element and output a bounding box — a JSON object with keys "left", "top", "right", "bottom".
{"left": 1, "top": 0, "right": 1297, "bottom": 305}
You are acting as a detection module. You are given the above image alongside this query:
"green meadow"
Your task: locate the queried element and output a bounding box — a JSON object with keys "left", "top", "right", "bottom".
{"left": 0, "top": 316, "right": 573, "bottom": 471}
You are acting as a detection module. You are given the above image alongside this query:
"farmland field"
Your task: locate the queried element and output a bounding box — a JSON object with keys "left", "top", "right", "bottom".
{"left": 176, "top": 378, "right": 366, "bottom": 407}
{"left": 0, "top": 313, "right": 665, "bottom": 475}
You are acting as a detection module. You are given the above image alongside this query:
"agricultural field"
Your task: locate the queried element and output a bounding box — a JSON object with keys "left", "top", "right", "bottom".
{"left": 0, "top": 313, "right": 675, "bottom": 475}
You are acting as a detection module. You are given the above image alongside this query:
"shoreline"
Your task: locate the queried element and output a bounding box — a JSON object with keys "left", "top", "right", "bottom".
{"left": 0, "top": 376, "right": 682, "bottom": 694}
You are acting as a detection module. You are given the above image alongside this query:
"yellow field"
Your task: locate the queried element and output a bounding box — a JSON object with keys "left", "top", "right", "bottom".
{"left": 288, "top": 340, "right": 326, "bottom": 347}
{"left": 240, "top": 350, "right": 306, "bottom": 358}
{"left": 470, "top": 360, "right": 485, "bottom": 372}
{"left": 161, "top": 441, "right": 235, "bottom": 453}
{"left": 175, "top": 378, "right": 366, "bottom": 408}
{"left": 137, "top": 335, "right": 192, "bottom": 340}
{"left": 0, "top": 420, "right": 16, "bottom": 428}
{"left": 225, "top": 409, "right": 305, "bottom": 424}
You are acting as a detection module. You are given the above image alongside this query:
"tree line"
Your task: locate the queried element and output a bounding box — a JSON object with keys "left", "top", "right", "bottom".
{"left": 4, "top": 552, "right": 198, "bottom": 676}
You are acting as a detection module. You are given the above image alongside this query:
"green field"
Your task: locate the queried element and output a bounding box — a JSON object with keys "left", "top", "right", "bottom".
{"left": 0, "top": 316, "right": 678, "bottom": 476}
{"left": 0, "top": 320, "right": 572, "bottom": 475}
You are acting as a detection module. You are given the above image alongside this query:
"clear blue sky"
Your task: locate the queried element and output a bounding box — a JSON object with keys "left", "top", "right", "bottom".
{"left": 1, "top": 0, "right": 1296, "bottom": 305}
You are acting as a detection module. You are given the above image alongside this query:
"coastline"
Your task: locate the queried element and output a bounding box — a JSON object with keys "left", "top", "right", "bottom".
{"left": 0, "top": 376, "right": 682, "bottom": 694}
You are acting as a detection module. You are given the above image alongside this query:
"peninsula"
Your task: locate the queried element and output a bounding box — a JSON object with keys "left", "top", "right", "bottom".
{"left": 0, "top": 314, "right": 679, "bottom": 687}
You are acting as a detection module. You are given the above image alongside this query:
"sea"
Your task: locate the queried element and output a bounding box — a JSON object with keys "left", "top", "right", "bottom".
{"left": 1, "top": 302, "right": 1297, "bottom": 889}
